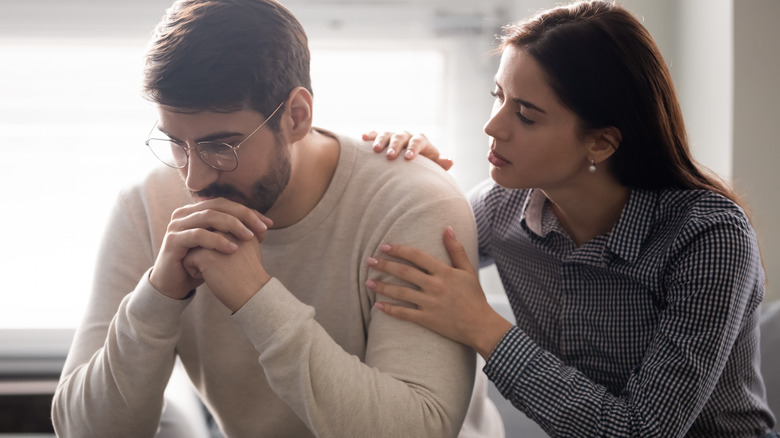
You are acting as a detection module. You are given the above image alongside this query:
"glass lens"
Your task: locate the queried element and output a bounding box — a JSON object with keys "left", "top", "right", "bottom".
{"left": 197, "top": 142, "right": 238, "bottom": 171}
{"left": 147, "top": 139, "right": 187, "bottom": 168}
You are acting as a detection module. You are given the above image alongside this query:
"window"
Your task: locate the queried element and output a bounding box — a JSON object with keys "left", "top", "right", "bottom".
{"left": 0, "top": 40, "right": 457, "bottom": 329}
{"left": 1, "top": 0, "right": 505, "bottom": 331}
{"left": 0, "top": 40, "right": 157, "bottom": 329}
{"left": 311, "top": 47, "right": 448, "bottom": 151}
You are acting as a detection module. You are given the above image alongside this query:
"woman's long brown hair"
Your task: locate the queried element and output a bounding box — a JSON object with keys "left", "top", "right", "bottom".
{"left": 500, "top": 0, "right": 740, "bottom": 205}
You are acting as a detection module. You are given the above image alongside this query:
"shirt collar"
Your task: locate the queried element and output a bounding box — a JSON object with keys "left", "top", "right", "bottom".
{"left": 521, "top": 189, "right": 546, "bottom": 236}
{"left": 520, "top": 188, "right": 658, "bottom": 263}
{"left": 521, "top": 189, "right": 568, "bottom": 239}
{"left": 605, "top": 189, "right": 658, "bottom": 263}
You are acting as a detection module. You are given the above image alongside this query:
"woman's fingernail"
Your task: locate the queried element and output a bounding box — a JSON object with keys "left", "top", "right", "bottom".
{"left": 386, "top": 148, "right": 396, "bottom": 157}
{"left": 374, "top": 302, "right": 385, "bottom": 311}
{"left": 379, "top": 244, "right": 391, "bottom": 252}
{"left": 365, "top": 280, "right": 377, "bottom": 289}
{"left": 404, "top": 149, "right": 415, "bottom": 159}
{"left": 367, "top": 257, "right": 378, "bottom": 266}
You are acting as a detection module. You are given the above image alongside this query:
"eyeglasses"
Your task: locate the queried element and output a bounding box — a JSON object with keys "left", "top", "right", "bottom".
{"left": 144, "top": 101, "right": 285, "bottom": 172}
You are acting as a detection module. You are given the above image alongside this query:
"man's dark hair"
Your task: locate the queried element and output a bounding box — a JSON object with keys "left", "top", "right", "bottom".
{"left": 143, "top": 0, "right": 311, "bottom": 129}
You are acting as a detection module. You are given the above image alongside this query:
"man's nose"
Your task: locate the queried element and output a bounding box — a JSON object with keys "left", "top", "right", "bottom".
{"left": 183, "top": 149, "right": 220, "bottom": 192}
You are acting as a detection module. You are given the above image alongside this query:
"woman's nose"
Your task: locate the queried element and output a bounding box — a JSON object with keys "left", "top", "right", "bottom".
{"left": 483, "top": 105, "right": 508, "bottom": 142}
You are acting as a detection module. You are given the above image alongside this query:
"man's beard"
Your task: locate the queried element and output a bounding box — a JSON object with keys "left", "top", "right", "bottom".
{"left": 191, "top": 136, "right": 292, "bottom": 215}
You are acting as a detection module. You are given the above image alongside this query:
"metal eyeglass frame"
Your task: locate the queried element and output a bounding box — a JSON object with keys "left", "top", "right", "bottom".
{"left": 144, "top": 101, "right": 285, "bottom": 172}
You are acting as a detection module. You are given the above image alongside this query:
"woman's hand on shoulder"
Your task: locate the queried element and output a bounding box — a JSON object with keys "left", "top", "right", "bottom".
{"left": 362, "top": 130, "right": 453, "bottom": 171}
{"left": 366, "top": 227, "right": 512, "bottom": 358}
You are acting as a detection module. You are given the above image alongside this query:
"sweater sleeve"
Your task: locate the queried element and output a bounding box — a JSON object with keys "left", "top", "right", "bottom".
{"left": 483, "top": 209, "right": 766, "bottom": 437}
{"left": 232, "top": 194, "right": 479, "bottom": 438}
{"left": 52, "top": 177, "right": 190, "bottom": 438}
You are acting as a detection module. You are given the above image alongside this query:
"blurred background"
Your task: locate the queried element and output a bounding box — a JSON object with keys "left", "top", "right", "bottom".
{"left": 1, "top": 0, "right": 778, "bottom": 330}
{"left": 1, "top": 0, "right": 779, "bottom": 434}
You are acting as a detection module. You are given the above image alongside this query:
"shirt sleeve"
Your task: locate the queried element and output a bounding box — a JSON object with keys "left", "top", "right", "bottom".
{"left": 483, "top": 208, "right": 766, "bottom": 437}
{"left": 468, "top": 179, "right": 499, "bottom": 268}
{"left": 232, "top": 194, "right": 479, "bottom": 438}
{"left": 52, "top": 180, "right": 190, "bottom": 438}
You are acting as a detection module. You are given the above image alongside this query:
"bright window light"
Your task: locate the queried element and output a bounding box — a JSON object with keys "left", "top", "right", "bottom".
{"left": 0, "top": 40, "right": 157, "bottom": 329}
{"left": 311, "top": 48, "right": 447, "bottom": 150}
{"left": 0, "top": 40, "right": 448, "bottom": 329}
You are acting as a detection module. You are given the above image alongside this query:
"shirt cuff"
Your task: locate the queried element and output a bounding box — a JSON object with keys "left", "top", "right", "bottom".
{"left": 483, "top": 326, "right": 540, "bottom": 398}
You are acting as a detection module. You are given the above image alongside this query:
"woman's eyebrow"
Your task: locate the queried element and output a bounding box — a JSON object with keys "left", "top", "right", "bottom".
{"left": 513, "top": 98, "right": 547, "bottom": 114}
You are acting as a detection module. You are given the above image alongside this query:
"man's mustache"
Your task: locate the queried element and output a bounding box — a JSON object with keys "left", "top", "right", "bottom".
{"left": 192, "top": 183, "right": 244, "bottom": 201}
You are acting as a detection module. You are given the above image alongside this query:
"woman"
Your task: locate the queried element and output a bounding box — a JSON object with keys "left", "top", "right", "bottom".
{"left": 364, "top": 1, "right": 776, "bottom": 436}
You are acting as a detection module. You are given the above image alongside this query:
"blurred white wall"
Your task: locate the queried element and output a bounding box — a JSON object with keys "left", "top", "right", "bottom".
{"left": 732, "top": 0, "right": 780, "bottom": 302}
{"left": 0, "top": 0, "right": 778, "bottom": 329}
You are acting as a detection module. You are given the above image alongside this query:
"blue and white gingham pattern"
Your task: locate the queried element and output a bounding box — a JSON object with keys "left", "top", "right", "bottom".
{"left": 471, "top": 180, "right": 775, "bottom": 437}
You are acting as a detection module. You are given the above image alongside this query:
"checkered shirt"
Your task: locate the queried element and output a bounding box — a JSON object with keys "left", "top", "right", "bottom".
{"left": 471, "top": 180, "right": 775, "bottom": 437}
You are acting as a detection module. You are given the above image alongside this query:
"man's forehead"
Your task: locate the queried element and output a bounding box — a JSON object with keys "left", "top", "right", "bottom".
{"left": 155, "top": 107, "right": 263, "bottom": 139}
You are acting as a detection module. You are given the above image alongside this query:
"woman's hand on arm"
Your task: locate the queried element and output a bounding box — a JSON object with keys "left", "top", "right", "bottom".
{"left": 362, "top": 130, "right": 454, "bottom": 171}
{"left": 367, "top": 227, "right": 512, "bottom": 358}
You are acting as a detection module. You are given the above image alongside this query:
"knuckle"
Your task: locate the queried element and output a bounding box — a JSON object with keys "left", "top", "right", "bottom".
{"left": 167, "top": 216, "right": 188, "bottom": 233}
{"left": 170, "top": 206, "right": 190, "bottom": 221}
{"left": 430, "top": 281, "right": 446, "bottom": 295}
{"left": 390, "top": 132, "right": 409, "bottom": 141}
{"left": 194, "top": 208, "right": 211, "bottom": 221}
{"left": 395, "top": 263, "right": 413, "bottom": 276}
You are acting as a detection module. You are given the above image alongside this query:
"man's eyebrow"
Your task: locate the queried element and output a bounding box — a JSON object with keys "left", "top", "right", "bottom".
{"left": 513, "top": 98, "right": 547, "bottom": 114}
{"left": 156, "top": 126, "right": 245, "bottom": 143}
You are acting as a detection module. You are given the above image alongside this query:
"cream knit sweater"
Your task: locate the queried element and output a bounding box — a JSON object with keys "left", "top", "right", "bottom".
{"left": 53, "top": 132, "right": 499, "bottom": 438}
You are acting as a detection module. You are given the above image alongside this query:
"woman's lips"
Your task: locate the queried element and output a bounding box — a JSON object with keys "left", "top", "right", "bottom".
{"left": 488, "top": 150, "right": 511, "bottom": 167}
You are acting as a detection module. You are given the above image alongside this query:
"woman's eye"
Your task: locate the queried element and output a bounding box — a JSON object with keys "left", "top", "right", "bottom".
{"left": 516, "top": 112, "right": 535, "bottom": 125}
{"left": 490, "top": 90, "right": 503, "bottom": 102}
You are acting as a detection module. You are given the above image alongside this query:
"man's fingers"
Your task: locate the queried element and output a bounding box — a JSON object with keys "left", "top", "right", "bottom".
{"left": 167, "top": 228, "right": 239, "bottom": 255}
{"left": 172, "top": 198, "right": 270, "bottom": 239}
{"left": 170, "top": 210, "right": 255, "bottom": 242}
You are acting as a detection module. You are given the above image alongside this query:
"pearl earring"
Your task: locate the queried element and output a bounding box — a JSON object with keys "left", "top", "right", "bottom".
{"left": 588, "top": 159, "right": 596, "bottom": 173}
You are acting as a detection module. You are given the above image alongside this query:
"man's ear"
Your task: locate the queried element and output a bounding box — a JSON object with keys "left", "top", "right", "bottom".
{"left": 283, "top": 86, "right": 313, "bottom": 142}
{"left": 588, "top": 126, "right": 622, "bottom": 164}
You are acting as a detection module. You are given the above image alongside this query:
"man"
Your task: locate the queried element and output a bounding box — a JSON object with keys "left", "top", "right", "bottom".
{"left": 51, "top": 0, "right": 501, "bottom": 437}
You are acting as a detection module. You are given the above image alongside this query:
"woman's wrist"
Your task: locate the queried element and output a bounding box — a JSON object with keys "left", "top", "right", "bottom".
{"left": 472, "top": 308, "right": 514, "bottom": 360}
